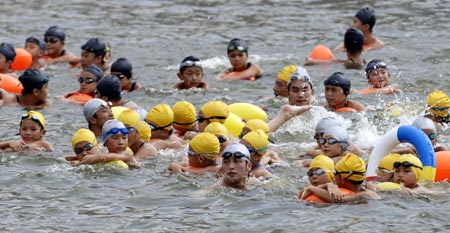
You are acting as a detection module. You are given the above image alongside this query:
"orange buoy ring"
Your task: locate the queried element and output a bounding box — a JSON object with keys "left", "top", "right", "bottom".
{"left": 334, "top": 107, "right": 357, "bottom": 113}
{"left": 309, "top": 45, "right": 334, "bottom": 60}
{"left": 11, "top": 48, "right": 32, "bottom": 71}
{"left": 435, "top": 151, "right": 450, "bottom": 182}
{"left": 0, "top": 74, "right": 23, "bottom": 94}
{"left": 224, "top": 71, "right": 255, "bottom": 81}
{"left": 301, "top": 188, "right": 354, "bottom": 203}
{"left": 65, "top": 92, "right": 93, "bottom": 104}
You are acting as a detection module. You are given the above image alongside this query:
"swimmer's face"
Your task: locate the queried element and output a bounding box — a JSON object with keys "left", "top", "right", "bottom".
{"left": 81, "top": 50, "right": 101, "bottom": 70}
{"left": 19, "top": 119, "right": 45, "bottom": 143}
{"left": 197, "top": 112, "right": 208, "bottom": 132}
{"left": 111, "top": 71, "right": 131, "bottom": 91}
{"left": 222, "top": 151, "right": 251, "bottom": 187}
{"left": 79, "top": 71, "right": 98, "bottom": 95}
{"left": 74, "top": 141, "right": 98, "bottom": 161}
{"left": 289, "top": 80, "right": 314, "bottom": 106}
{"left": 104, "top": 133, "right": 128, "bottom": 154}
{"left": 228, "top": 50, "right": 248, "bottom": 71}
{"left": 37, "top": 83, "right": 49, "bottom": 101}
{"left": 240, "top": 139, "right": 263, "bottom": 165}
{"left": 325, "top": 85, "right": 347, "bottom": 109}
{"left": 45, "top": 36, "right": 64, "bottom": 57}
{"left": 178, "top": 66, "right": 204, "bottom": 89}
{"left": 0, "top": 54, "right": 11, "bottom": 72}
{"left": 273, "top": 78, "right": 288, "bottom": 97}
{"left": 393, "top": 166, "right": 418, "bottom": 188}
{"left": 367, "top": 68, "right": 390, "bottom": 88}
{"left": 25, "top": 43, "right": 44, "bottom": 59}
{"left": 308, "top": 168, "right": 332, "bottom": 186}
{"left": 320, "top": 135, "right": 343, "bottom": 157}
{"left": 351, "top": 17, "right": 364, "bottom": 31}
{"left": 92, "top": 104, "right": 114, "bottom": 128}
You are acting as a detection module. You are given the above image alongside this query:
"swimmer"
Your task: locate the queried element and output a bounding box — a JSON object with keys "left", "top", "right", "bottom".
{"left": 324, "top": 72, "right": 365, "bottom": 112}
{"left": 240, "top": 129, "right": 272, "bottom": 178}
{"left": 168, "top": 132, "right": 220, "bottom": 174}
{"left": 0, "top": 111, "right": 54, "bottom": 152}
{"left": 366, "top": 153, "right": 401, "bottom": 191}
{"left": 110, "top": 58, "right": 142, "bottom": 92}
{"left": 63, "top": 64, "right": 103, "bottom": 104}
{"left": 83, "top": 98, "right": 114, "bottom": 137}
{"left": 299, "top": 155, "right": 335, "bottom": 200}
{"left": 392, "top": 154, "right": 434, "bottom": 194}
{"left": 24, "top": 36, "right": 46, "bottom": 69}
{"left": 43, "top": 26, "right": 80, "bottom": 67}
{"left": 174, "top": 56, "right": 208, "bottom": 90}
{"left": 197, "top": 101, "right": 229, "bottom": 132}
{"left": 1, "top": 69, "right": 50, "bottom": 109}
{"left": 145, "top": 104, "right": 186, "bottom": 150}
{"left": 334, "top": 6, "right": 384, "bottom": 52}
{"left": 217, "top": 38, "right": 263, "bottom": 81}
{"left": 80, "top": 38, "right": 109, "bottom": 72}
{"left": 220, "top": 143, "right": 253, "bottom": 190}
{"left": 272, "top": 65, "right": 297, "bottom": 98}
{"left": 172, "top": 101, "right": 199, "bottom": 138}
{"left": 424, "top": 90, "right": 450, "bottom": 125}
{"left": 0, "top": 42, "right": 16, "bottom": 75}
{"left": 359, "top": 59, "right": 401, "bottom": 95}
{"left": 204, "top": 122, "right": 231, "bottom": 157}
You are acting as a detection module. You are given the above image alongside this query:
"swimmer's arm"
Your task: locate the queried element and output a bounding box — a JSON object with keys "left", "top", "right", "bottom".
{"left": 347, "top": 100, "right": 365, "bottom": 111}
{"left": 304, "top": 56, "right": 343, "bottom": 66}
{"left": 134, "top": 145, "right": 158, "bottom": 161}
{"left": 0, "top": 140, "right": 26, "bottom": 151}
{"left": 220, "top": 65, "right": 262, "bottom": 80}
{"left": 332, "top": 43, "right": 346, "bottom": 52}
{"left": 268, "top": 104, "right": 312, "bottom": 132}
{"left": 305, "top": 185, "right": 334, "bottom": 202}
{"left": 0, "top": 91, "right": 17, "bottom": 105}
{"left": 216, "top": 68, "right": 233, "bottom": 80}
{"left": 41, "top": 141, "right": 55, "bottom": 151}
{"left": 344, "top": 190, "right": 381, "bottom": 201}
{"left": 188, "top": 165, "right": 220, "bottom": 174}
{"left": 359, "top": 85, "right": 402, "bottom": 95}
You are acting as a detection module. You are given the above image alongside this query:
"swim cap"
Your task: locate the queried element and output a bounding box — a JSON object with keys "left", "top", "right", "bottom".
{"left": 288, "top": 66, "right": 312, "bottom": 86}
{"left": 118, "top": 109, "right": 151, "bottom": 140}
{"left": 365, "top": 59, "right": 387, "bottom": 77}
{"left": 324, "top": 72, "right": 351, "bottom": 95}
{"left": 19, "top": 69, "right": 49, "bottom": 94}
{"left": 72, "top": 128, "right": 97, "bottom": 148}
{"left": 96, "top": 75, "right": 122, "bottom": 100}
{"left": 355, "top": 7, "right": 376, "bottom": 32}
{"left": 323, "top": 125, "right": 349, "bottom": 151}
{"left": 315, "top": 117, "right": 343, "bottom": 134}
{"left": 426, "top": 91, "right": 450, "bottom": 117}
{"left": 172, "top": 101, "right": 197, "bottom": 125}
{"left": 395, "top": 154, "right": 423, "bottom": 180}
{"left": 223, "top": 143, "right": 251, "bottom": 162}
{"left": 189, "top": 132, "right": 220, "bottom": 161}
{"left": 136, "top": 121, "right": 151, "bottom": 142}
{"left": 378, "top": 153, "right": 401, "bottom": 171}
{"left": 310, "top": 155, "right": 335, "bottom": 181}
{"left": 145, "top": 104, "right": 174, "bottom": 128}
{"left": 242, "top": 129, "right": 269, "bottom": 154}
{"left": 200, "top": 101, "right": 229, "bottom": 123}
{"left": 227, "top": 38, "right": 249, "bottom": 54}
{"left": 44, "top": 25, "right": 65, "bottom": 41}
{"left": 83, "top": 98, "right": 109, "bottom": 120}
{"left": 21, "top": 111, "right": 46, "bottom": 130}
{"left": 244, "top": 119, "right": 270, "bottom": 137}
{"left": 26, "top": 36, "right": 46, "bottom": 51}
{"left": 277, "top": 65, "right": 298, "bottom": 83}
{"left": 111, "top": 58, "right": 132, "bottom": 79}
{"left": 102, "top": 119, "right": 127, "bottom": 142}
{"left": 335, "top": 153, "right": 366, "bottom": 182}
{"left": 84, "top": 64, "right": 103, "bottom": 80}
{"left": 412, "top": 116, "right": 437, "bottom": 133}
{"left": 0, "top": 43, "right": 16, "bottom": 62}
{"left": 179, "top": 56, "right": 203, "bottom": 73}
{"left": 344, "top": 28, "right": 364, "bottom": 55}
{"left": 204, "top": 122, "right": 229, "bottom": 139}
{"left": 81, "top": 38, "right": 107, "bottom": 57}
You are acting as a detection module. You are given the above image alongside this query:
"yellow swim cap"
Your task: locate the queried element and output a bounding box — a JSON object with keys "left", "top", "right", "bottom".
{"left": 335, "top": 153, "right": 366, "bottom": 182}
{"left": 427, "top": 90, "right": 450, "bottom": 117}
{"left": 200, "top": 101, "right": 229, "bottom": 123}
{"left": 277, "top": 65, "right": 298, "bottom": 83}
{"left": 118, "top": 109, "right": 151, "bottom": 141}
{"left": 72, "top": 128, "right": 97, "bottom": 149}
{"left": 244, "top": 119, "right": 270, "bottom": 137}
{"left": 395, "top": 154, "right": 423, "bottom": 180}
{"left": 189, "top": 132, "right": 220, "bottom": 161}
{"left": 378, "top": 153, "right": 402, "bottom": 171}
{"left": 310, "top": 155, "right": 335, "bottom": 181}
{"left": 173, "top": 101, "right": 197, "bottom": 125}
{"left": 22, "top": 111, "right": 46, "bottom": 130}
{"left": 136, "top": 122, "right": 151, "bottom": 142}
{"left": 145, "top": 104, "right": 174, "bottom": 128}
{"left": 111, "top": 106, "right": 129, "bottom": 119}
{"left": 204, "top": 122, "right": 228, "bottom": 139}
{"left": 242, "top": 129, "right": 269, "bottom": 154}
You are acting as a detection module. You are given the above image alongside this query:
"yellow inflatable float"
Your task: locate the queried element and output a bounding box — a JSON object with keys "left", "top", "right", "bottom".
{"left": 229, "top": 102, "right": 268, "bottom": 122}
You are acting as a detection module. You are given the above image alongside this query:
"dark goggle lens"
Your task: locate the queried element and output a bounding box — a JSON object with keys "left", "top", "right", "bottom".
{"left": 319, "top": 138, "right": 340, "bottom": 145}
{"left": 307, "top": 168, "right": 327, "bottom": 177}
{"left": 313, "top": 134, "right": 320, "bottom": 140}
{"left": 228, "top": 45, "right": 246, "bottom": 52}
{"left": 79, "top": 77, "right": 95, "bottom": 84}
{"left": 428, "top": 133, "right": 437, "bottom": 140}
{"left": 45, "top": 37, "right": 60, "bottom": 43}
{"left": 218, "top": 135, "right": 227, "bottom": 143}
{"left": 126, "top": 127, "right": 137, "bottom": 133}
{"left": 116, "top": 74, "right": 127, "bottom": 80}
{"left": 222, "top": 151, "right": 246, "bottom": 159}
{"left": 74, "top": 143, "right": 95, "bottom": 154}
{"left": 393, "top": 161, "right": 422, "bottom": 170}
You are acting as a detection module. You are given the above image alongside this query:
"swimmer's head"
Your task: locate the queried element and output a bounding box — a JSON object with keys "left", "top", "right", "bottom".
{"left": 0, "top": 42, "right": 16, "bottom": 62}
{"left": 179, "top": 56, "right": 203, "bottom": 73}
{"left": 204, "top": 122, "right": 228, "bottom": 141}
{"left": 394, "top": 154, "right": 423, "bottom": 181}
{"left": 111, "top": 58, "right": 132, "bottom": 79}
{"left": 45, "top": 25, "right": 65, "bottom": 41}
{"left": 287, "top": 66, "right": 313, "bottom": 90}
{"left": 96, "top": 75, "right": 122, "bottom": 101}
{"left": 101, "top": 119, "right": 128, "bottom": 143}
{"left": 315, "top": 117, "right": 343, "bottom": 134}
{"left": 322, "top": 125, "right": 349, "bottom": 151}
{"left": 19, "top": 69, "right": 49, "bottom": 95}
{"left": 84, "top": 64, "right": 103, "bottom": 81}
{"left": 72, "top": 128, "right": 97, "bottom": 149}
{"left": 277, "top": 65, "right": 298, "bottom": 83}
{"left": 335, "top": 153, "right": 366, "bottom": 183}
{"left": 365, "top": 59, "right": 388, "bottom": 78}
{"left": 189, "top": 132, "right": 220, "bottom": 161}
{"left": 426, "top": 90, "right": 450, "bottom": 118}
{"left": 309, "top": 155, "right": 335, "bottom": 181}
{"left": 145, "top": 104, "right": 174, "bottom": 129}
{"left": 26, "top": 36, "right": 46, "bottom": 51}
{"left": 199, "top": 101, "right": 229, "bottom": 123}
{"left": 81, "top": 38, "right": 107, "bottom": 58}
{"left": 412, "top": 116, "right": 437, "bottom": 134}
{"left": 241, "top": 129, "right": 269, "bottom": 155}
{"left": 21, "top": 111, "right": 46, "bottom": 130}
{"left": 355, "top": 7, "right": 376, "bottom": 32}
{"left": 324, "top": 72, "right": 351, "bottom": 96}
{"left": 222, "top": 143, "right": 251, "bottom": 163}
{"left": 227, "top": 38, "right": 248, "bottom": 54}
{"left": 344, "top": 28, "right": 364, "bottom": 55}
{"left": 172, "top": 101, "right": 197, "bottom": 128}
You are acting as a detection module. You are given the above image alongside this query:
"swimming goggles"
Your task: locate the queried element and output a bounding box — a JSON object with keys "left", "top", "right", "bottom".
{"left": 146, "top": 121, "right": 172, "bottom": 131}
{"left": 289, "top": 74, "right": 310, "bottom": 82}
{"left": 126, "top": 127, "right": 137, "bottom": 133}
{"left": 217, "top": 135, "right": 227, "bottom": 143}
{"left": 21, "top": 113, "right": 44, "bottom": 129}
{"left": 222, "top": 151, "right": 250, "bottom": 162}
{"left": 318, "top": 138, "right": 344, "bottom": 145}
{"left": 428, "top": 133, "right": 437, "bottom": 141}
{"left": 227, "top": 45, "right": 246, "bottom": 52}
{"left": 173, "top": 119, "right": 197, "bottom": 126}
{"left": 79, "top": 77, "right": 95, "bottom": 84}
{"left": 365, "top": 61, "right": 387, "bottom": 75}
{"left": 44, "top": 37, "right": 60, "bottom": 44}
{"left": 180, "top": 60, "right": 202, "bottom": 68}
{"left": 393, "top": 161, "right": 422, "bottom": 170}
{"left": 246, "top": 146, "right": 268, "bottom": 154}
{"left": 375, "top": 167, "right": 393, "bottom": 176}
{"left": 105, "top": 127, "right": 128, "bottom": 137}
{"left": 334, "top": 170, "right": 365, "bottom": 180}
{"left": 430, "top": 106, "right": 450, "bottom": 111}
{"left": 197, "top": 116, "right": 227, "bottom": 123}
{"left": 74, "top": 143, "right": 95, "bottom": 154}
{"left": 307, "top": 168, "right": 328, "bottom": 177}
{"left": 187, "top": 150, "right": 217, "bottom": 157}
{"left": 116, "top": 74, "right": 128, "bottom": 80}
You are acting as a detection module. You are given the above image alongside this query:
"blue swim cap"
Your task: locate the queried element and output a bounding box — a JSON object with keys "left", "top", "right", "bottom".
{"left": 324, "top": 72, "right": 351, "bottom": 95}
{"left": 355, "top": 7, "right": 376, "bottom": 32}
{"left": 44, "top": 25, "right": 66, "bottom": 41}
{"left": 111, "top": 58, "right": 132, "bottom": 79}
{"left": 0, "top": 43, "right": 16, "bottom": 62}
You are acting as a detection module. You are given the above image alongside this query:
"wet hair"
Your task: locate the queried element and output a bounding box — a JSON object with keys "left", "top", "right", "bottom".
{"left": 324, "top": 72, "right": 351, "bottom": 96}
{"left": 96, "top": 75, "right": 122, "bottom": 101}
{"left": 19, "top": 69, "right": 49, "bottom": 95}
{"left": 344, "top": 28, "right": 364, "bottom": 55}
{"left": 355, "top": 7, "right": 376, "bottom": 32}
{"left": 111, "top": 58, "right": 132, "bottom": 79}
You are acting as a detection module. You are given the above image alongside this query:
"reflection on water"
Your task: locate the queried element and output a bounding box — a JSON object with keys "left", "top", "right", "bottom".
{"left": 1, "top": 0, "right": 450, "bottom": 231}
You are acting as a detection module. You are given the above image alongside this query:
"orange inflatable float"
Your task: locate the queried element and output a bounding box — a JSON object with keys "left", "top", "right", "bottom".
{"left": 11, "top": 48, "right": 32, "bottom": 71}
{"left": 334, "top": 107, "right": 357, "bottom": 113}
{"left": 359, "top": 88, "right": 377, "bottom": 95}
{"left": 301, "top": 188, "right": 354, "bottom": 203}
{"left": 309, "top": 45, "right": 334, "bottom": 60}
{"left": 435, "top": 151, "right": 450, "bottom": 182}
{"left": 0, "top": 74, "right": 23, "bottom": 94}
{"left": 224, "top": 71, "right": 255, "bottom": 81}
{"left": 65, "top": 93, "right": 93, "bottom": 105}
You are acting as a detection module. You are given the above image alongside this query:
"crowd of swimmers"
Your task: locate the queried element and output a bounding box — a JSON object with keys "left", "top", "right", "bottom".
{"left": 1, "top": 6, "right": 449, "bottom": 201}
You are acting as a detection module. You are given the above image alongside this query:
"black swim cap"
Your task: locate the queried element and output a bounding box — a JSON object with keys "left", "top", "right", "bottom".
{"left": 365, "top": 59, "right": 387, "bottom": 77}
{"left": 324, "top": 72, "right": 351, "bottom": 95}
{"left": 96, "top": 75, "right": 122, "bottom": 100}
{"left": 179, "top": 56, "right": 202, "bottom": 73}
{"left": 344, "top": 28, "right": 364, "bottom": 55}
{"left": 44, "top": 25, "right": 66, "bottom": 41}
{"left": 81, "top": 38, "right": 107, "bottom": 57}
{"left": 355, "top": 7, "right": 376, "bottom": 32}
{"left": 111, "top": 58, "right": 132, "bottom": 79}
{"left": 19, "top": 69, "right": 49, "bottom": 94}
{"left": 84, "top": 64, "right": 104, "bottom": 80}
{"left": 0, "top": 43, "right": 16, "bottom": 62}
{"left": 227, "top": 38, "right": 249, "bottom": 54}
{"left": 26, "top": 36, "right": 46, "bottom": 51}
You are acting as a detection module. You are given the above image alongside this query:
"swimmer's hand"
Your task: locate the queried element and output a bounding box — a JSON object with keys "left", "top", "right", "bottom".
{"left": 326, "top": 183, "right": 345, "bottom": 203}
{"left": 8, "top": 140, "right": 26, "bottom": 152}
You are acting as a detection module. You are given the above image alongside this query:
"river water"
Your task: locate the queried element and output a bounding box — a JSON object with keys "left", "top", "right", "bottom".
{"left": 1, "top": 0, "right": 450, "bottom": 232}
